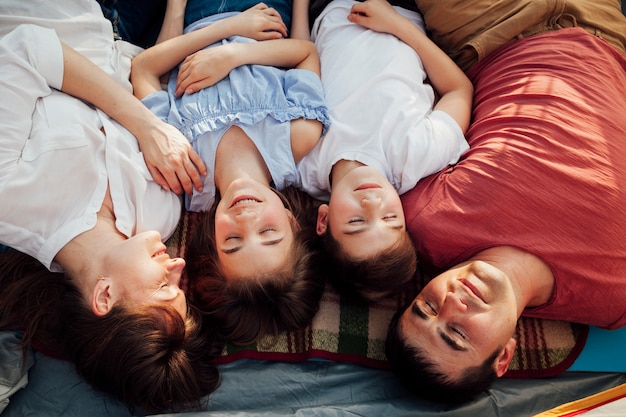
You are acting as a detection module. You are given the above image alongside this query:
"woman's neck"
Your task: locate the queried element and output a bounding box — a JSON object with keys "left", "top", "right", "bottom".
{"left": 214, "top": 126, "right": 272, "bottom": 191}
{"left": 54, "top": 188, "right": 123, "bottom": 298}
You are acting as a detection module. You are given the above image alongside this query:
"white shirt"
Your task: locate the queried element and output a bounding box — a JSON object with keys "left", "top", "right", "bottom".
{"left": 0, "top": 1, "right": 181, "bottom": 272}
{"left": 298, "top": 0, "right": 469, "bottom": 200}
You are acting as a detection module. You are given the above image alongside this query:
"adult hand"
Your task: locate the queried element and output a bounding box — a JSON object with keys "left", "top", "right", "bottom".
{"left": 138, "top": 118, "right": 207, "bottom": 195}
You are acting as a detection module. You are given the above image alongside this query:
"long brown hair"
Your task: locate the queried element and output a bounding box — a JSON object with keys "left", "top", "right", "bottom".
{"left": 186, "top": 186, "right": 326, "bottom": 345}
{"left": 0, "top": 249, "right": 223, "bottom": 413}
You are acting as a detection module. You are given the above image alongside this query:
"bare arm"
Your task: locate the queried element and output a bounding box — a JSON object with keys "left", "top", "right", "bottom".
{"left": 154, "top": 0, "right": 188, "bottom": 44}
{"left": 60, "top": 42, "right": 206, "bottom": 194}
{"left": 291, "top": 0, "right": 311, "bottom": 40}
{"left": 174, "top": 38, "right": 320, "bottom": 96}
{"left": 348, "top": 0, "right": 473, "bottom": 132}
{"left": 131, "top": 2, "right": 288, "bottom": 99}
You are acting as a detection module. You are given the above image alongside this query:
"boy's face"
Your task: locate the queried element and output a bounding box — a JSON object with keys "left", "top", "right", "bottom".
{"left": 317, "top": 165, "right": 405, "bottom": 259}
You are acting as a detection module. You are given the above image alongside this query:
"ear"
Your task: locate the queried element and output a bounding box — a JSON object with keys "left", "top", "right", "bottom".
{"left": 316, "top": 204, "right": 329, "bottom": 236}
{"left": 92, "top": 277, "right": 114, "bottom": 317}
{"left": 495, "top": 337, "right": 517, "bottom": 377}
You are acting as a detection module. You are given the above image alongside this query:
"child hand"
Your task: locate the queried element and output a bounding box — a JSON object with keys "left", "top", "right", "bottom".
{"left": 347, "top": 0, "right": 403, "bottom": 35}
{"left": 175, "top": 43, "right": 239, "bottom": 96}
{"left": 230, "top": 2, "right": 288, "bottom": 40}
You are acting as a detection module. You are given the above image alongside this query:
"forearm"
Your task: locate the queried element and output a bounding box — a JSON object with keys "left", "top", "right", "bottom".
{"left": 230, "top": 39, "right": 320, "bottom": 74}
{"left": 60, "top": 43, "right": 166, "bottom": 147}
{"left": 390, "top": 18, "right": 473, "bottom": 131}
{"left": 291, "top": 0, "right": 311, "bottom": 40}
{"left": 131, "top": 19, "right": 240, "bottom": 99}
{"left": 154, "top": 0, "right": 187, "bottom": 44}
{"left": 392, "top": 18, "right": 471, "bottom": 96}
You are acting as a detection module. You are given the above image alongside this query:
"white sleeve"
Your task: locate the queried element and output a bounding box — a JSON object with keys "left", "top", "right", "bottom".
{"left": 396, "top": 111, "right": 469, "bottom": 195}
{"left": 0, "top": 25, "right": 64, "bottom": 149}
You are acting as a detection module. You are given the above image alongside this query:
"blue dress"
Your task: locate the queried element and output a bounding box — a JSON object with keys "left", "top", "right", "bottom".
{"left": 142, "top": 13, "right": 330, "bottom": 212}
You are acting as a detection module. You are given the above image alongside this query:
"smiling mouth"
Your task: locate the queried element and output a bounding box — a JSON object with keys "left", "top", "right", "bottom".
{"left": 152, "top": 245, "right": 168, "bottom": 258}
{"left": 355, "top": 183, "right": 382, "bottom": 191}
{"left": 460, "top": 279, "right": 486, "bottom": 303}
{"left": 230, "top": 195, "right": 262, "bottom": 208}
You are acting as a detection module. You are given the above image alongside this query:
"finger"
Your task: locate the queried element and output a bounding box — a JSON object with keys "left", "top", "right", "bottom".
{"left": 350, "top": 3, "right": 368, "bottom": 16}
{"left": 176, "top": 63, "right": 192, "bottom": 96}
{"left": 176, "top": 70, "right": 196, "bottom": 96}
{"left": 183, "top": 79, "right": 211, "bottom": 95}
{"left": 263, "top": 6, "right": 280, "bottom": 18}
{"left": 257, "top": 30, "right": 285, "bottom": 41}
{"left": 147, "top": 165, "right": 171, "bottom": 192}
{"left": 189, "top": 147, "right": 207, "bottom": 177}
{"left": 253, "top": 2, "right": 267, "bottom": 10}
{"left": 161, "top": 168, "right": 184, "bottom": 195}
{"left": 263, "top": 18, "right": 288, "bottom": 37}
{"left": 184, "top": 159, "right": 204, "bottom": 193}
{"left": 347, "top": 11, "right": 369, "bottom": 25}
{"left": 176, "top": 169, "right": 195, "bottom": 195}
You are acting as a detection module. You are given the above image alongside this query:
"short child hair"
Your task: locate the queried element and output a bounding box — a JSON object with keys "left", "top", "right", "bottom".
{"left": 319, "top": 226, "right": 417, "bottom": 302}
{"left": 186, "top": 186, "right": 326, "bottom": 345}
{"left": 385, "top": 309, "right": 499, "bottom": 403}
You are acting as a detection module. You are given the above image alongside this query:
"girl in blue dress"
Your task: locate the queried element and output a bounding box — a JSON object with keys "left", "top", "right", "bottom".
{"left": 131, "top": 2, "right": 330, "bottom": 345}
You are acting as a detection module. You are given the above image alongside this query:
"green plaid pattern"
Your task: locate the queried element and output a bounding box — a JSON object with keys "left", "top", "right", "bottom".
{"left": 168, "top": 211, "right": 588, "bottom": 377}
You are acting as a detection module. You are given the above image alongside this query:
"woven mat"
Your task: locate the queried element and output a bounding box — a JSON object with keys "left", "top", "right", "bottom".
{"left": 167, "top": 210, "right": 588, "bottom": 377}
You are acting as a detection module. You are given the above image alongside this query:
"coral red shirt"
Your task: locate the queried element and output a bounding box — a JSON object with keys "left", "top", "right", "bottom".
{"left": 402, "top": 28, "right": 626, "bottom": 329}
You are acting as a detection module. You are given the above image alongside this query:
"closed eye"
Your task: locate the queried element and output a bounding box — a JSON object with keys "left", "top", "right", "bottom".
{"left": 411, "top": 301, "right": 469, "bottom": 352}
{"left": 450, "top": 326, "right": 465, "bottom": 339}
{"left": 411, "top": 300, "right": 437, "bottom": 319}
{"left": 439, "top": 329, "right": 467, "bottom": 351}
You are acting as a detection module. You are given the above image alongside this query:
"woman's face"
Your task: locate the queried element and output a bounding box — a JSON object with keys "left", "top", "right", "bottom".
{"left": 214, "top": 178, "right": 296, "bottom": 280}
{"left": 103, "top": 230, "right": 187, "bottom": 318}
{"left": 322, "top": 165, "right": 405, "bottom": 259}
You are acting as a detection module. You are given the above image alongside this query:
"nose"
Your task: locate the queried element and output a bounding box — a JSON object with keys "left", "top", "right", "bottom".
{"left": 439, "top": 291, "right": 468, "bottom": 318}
{"left": 360, "top": 195, "right": 382, "bottom": 209}
{"left": 145, "top": 229, "right": 162, "bottom": 243}
{"left": 166, "top": 258, "right": 185, "bottom": 287}
{"left": 234, "top": 207, "right": 258, "bottom": 221}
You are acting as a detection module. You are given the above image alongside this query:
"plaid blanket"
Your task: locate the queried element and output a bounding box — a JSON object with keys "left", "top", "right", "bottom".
{"left": 168, "top": 210, "right": 588, "bottom": 378}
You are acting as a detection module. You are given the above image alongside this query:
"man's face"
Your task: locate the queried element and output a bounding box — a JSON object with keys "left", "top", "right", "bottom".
{"left": 399, "top": 260, "right": 518, "bottom": 380}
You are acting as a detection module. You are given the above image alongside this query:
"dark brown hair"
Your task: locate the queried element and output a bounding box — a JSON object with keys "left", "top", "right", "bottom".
{"left": 185, "top": 186, "right": 326, "bottom": 345}
{"left": 0, "top": 249, "right": 223, "bottom": 413}
{"left": 319, "top": 226, "right": 417, "bottom": 302}
{"left": 385, "top": 308, "right": 499, "bottom": 403}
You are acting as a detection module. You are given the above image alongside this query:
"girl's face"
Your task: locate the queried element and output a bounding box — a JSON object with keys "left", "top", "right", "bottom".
{"left": 320, "top": 165, "right": 405, "bottom": 259}
{"left": 103, "top": 230, "right": 187, "bottom": 318}
{"left": 214, "top": 178, "right": 296, "bottom": 280}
